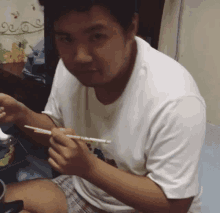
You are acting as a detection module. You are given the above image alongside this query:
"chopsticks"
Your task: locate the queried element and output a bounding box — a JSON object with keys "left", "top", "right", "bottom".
{"left": 24, "top": 125, "right": 111, "bottom": 144}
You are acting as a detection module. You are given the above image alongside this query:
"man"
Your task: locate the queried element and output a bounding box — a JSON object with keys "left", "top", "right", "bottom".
{"left": 0, "top": 0, "right": 206, "bottom": 212}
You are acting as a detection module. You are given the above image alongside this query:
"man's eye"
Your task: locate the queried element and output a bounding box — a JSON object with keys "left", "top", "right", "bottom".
{"left": 56, "top": 36, "right": 72, "bottom": 43}
{"left": 91, "top": 33, "right": 106, "bottom": 42}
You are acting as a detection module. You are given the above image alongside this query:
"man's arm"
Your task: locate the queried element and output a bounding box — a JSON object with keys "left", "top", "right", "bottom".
{"left": 15, "top": 103, "right": 57, "bottom": 147}
{"left": 85, "top": 155, "right": 194, "bottom": 213}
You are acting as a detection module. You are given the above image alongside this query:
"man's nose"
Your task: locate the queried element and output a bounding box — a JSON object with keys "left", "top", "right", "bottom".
{"left": 74, "top": 45, "right": 92, "bottom": 63}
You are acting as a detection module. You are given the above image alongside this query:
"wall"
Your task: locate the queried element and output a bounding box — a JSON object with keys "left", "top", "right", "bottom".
{"left": 0, "top": 0, "right": 44, "bottom": 66}
{"left": 158, "top": 0, "right": 220, "bottom": 125}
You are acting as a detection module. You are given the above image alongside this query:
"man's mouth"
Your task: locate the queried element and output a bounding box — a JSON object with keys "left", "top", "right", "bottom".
{"left": 74, "top": 69, "right": 98, "bottom": 75}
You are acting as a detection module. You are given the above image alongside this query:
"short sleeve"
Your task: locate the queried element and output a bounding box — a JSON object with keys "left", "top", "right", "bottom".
{"left": 41, "top": 59, "right": 64, "bottom": 127}
{"left": 146, "top": 96, "right": 206, "bottom": 199}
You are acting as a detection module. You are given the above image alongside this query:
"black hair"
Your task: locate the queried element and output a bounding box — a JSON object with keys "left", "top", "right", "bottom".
{"left": 39, "top": 0, "right": 138, "bottom": 33}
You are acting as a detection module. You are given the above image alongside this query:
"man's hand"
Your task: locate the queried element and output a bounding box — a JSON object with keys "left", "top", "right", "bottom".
{"left": 0, "top": 93, "right": 25, "bottom": 125}
{"left": 48, "top": 127, "right": 95, "bottom": 177}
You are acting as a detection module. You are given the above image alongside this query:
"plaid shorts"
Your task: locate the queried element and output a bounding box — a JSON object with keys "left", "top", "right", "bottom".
{"left": 51, "top": 175, "right": 139, "bottom": 213}
{"left": 51, "top": 175, "right": 109, "bottom": 213}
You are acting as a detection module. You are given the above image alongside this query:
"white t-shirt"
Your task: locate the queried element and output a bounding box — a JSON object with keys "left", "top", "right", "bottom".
{"left": 42, "top": 36, "right": 206, "bottom": 212}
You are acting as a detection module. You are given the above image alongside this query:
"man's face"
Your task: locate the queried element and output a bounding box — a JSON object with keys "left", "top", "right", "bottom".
{"left": 54, "top": 5, "right": 135, "bottom": 87}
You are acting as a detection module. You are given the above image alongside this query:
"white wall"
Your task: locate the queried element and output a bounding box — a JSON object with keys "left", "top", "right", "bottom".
{"left": 158, "top": 0, "right": 220, "bottom": 125}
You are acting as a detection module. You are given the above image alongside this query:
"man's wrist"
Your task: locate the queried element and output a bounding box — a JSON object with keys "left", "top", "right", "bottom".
{"left": 82, "top": 153, "right": 99, "bottom": 180}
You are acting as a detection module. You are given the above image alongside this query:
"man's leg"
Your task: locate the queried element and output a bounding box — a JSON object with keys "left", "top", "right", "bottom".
{"left": 3, "top": 178, "right": 68, "bottom": 213}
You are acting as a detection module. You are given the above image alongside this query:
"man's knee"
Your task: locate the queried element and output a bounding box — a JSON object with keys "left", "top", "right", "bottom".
{"left": 4, "top": 178, "right": 68, "bottom": 213}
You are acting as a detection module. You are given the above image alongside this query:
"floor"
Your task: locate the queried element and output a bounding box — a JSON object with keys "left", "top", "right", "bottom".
{"left": 198, "top": 123, "right": 220, "bottom": 213}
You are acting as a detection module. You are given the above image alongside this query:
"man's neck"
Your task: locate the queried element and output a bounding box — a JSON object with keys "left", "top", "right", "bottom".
{"left": 94, "top": 40, "right": 137, "bottom": 105}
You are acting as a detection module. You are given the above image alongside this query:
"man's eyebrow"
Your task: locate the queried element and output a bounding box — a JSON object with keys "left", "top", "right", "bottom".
{"left": 53, "top": 24, "right": 107, "bottom": 36}
{"left": 83, "top": 24, "right": 107, "bottom": 33}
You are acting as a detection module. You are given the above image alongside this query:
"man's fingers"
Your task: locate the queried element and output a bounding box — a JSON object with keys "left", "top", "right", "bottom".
{"left": 0, "top": 105, "right": 5, "bottom": 118}
{"left": 48, "top": 157, "right": 62, "bottom": 173}
{"left": 51, "top": 128, "right": 88, "bottom": 154}
{"left": 0, "top": 112, "right": 6, "bottom": 118}
{"left": 48, "top": 146, "right": 66, "bottom": 166}
{"left": 0, "top": 111, "right": 7, "bottom": 125}
{"left": 51, "top": 128, "right": 77, "bottom": 145}
{"left": 49, "top": 137, "right": 63, "bottom": 154}
{"left": 59, "top": 127, "right": 76, "bottom": 135}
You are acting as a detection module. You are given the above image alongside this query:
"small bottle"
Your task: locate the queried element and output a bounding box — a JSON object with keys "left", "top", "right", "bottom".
{"left": 0, "top": 128, "right": 17, "bottom": 166}
{"left": 0, "top": 128, "right": 17, "bottom": 146}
